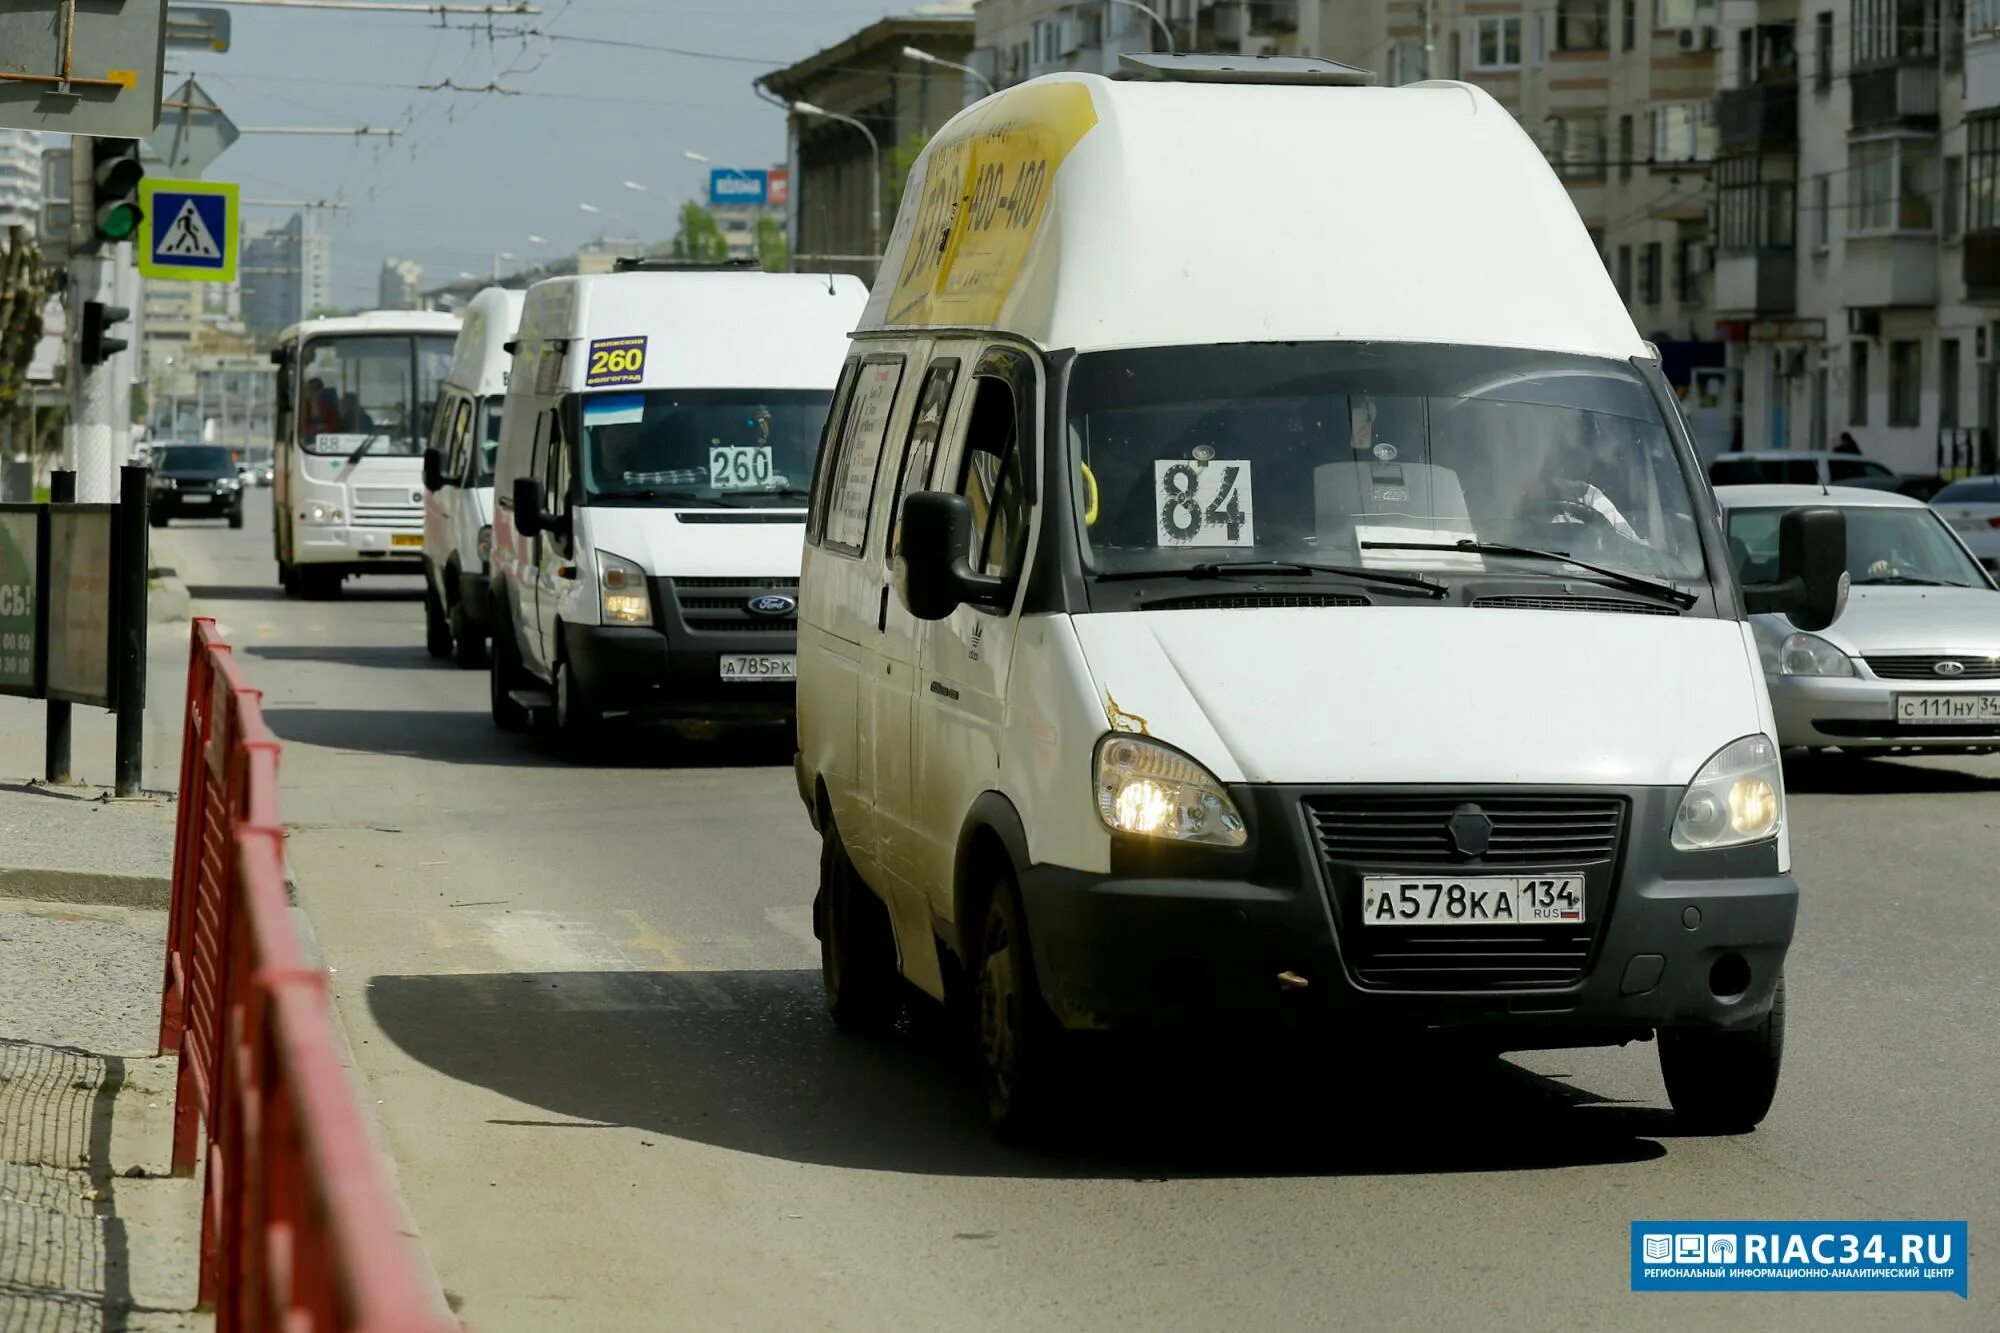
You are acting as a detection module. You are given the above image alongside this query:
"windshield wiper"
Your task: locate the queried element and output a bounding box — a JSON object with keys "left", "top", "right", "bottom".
{"left": 1852, "top": 574, "right": 1964, "bottom": 587}
{"left": 1361, "top": 539, "right": 1699, "bottom": 609}
{"left": 343, "top": 431, "right": 384, "bottom": 470}
{"left": 1095, "top": 558, "right": 1447, "bottom": 599}
{"left": 596, "top": 488, "right": 722, "bottom": 506}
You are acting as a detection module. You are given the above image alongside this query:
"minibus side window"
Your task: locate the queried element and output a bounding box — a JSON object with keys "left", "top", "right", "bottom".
{"left": 888, "top": 359, "right": 959, "bottom": 559}
{"left": 806, "top": 358, "right": 862, "bottom": 545}
{"left": 821, "top": 357, "right": 906, "bottom": 558}
{"left": 544, "top": 411, "right": 573, "bottom": 533}
{"left": 446, "top": 399, "right": 473, "bottom": 481}
{"left": 956, "top": 377, "right": 1026, "bottom": 581}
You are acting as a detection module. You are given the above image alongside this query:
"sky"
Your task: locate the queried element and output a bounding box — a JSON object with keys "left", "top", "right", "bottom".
{"left": 166, "top": 1, "right": 910, "bottom": 304}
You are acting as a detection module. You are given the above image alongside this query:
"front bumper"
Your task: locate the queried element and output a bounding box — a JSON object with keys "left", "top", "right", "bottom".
{"left": 1017, "top": 785, "right": 1793, "bottom": 1044}
{"left": 562, "top": 621, "right": 794, "bottom": 721}
{"left": 293, "top": 523, "right": 424, "bottom": 568}
{"left": 1769, "top": 672, "right": 2000, "bottom": 750}
{"left": 151, "top": 488, "right": 241, "bottom": 514}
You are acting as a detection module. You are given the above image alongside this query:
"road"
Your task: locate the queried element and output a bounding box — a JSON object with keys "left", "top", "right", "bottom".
{"left": 162, "top": 491, "right": 1995, "bottom": 1330}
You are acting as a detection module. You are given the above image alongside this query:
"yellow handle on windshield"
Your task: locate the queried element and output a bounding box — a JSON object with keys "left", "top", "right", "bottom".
{"left": 1080, "top": 461, "right": 1099, "bottom": 526}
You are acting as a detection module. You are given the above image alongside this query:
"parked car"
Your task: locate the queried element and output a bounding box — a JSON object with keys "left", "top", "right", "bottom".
{"left": 1929, "top": 475, "right": 2000, "bottom": 571}
{"left": 148, "top": 443, "right": 245, "bottom": 528}
{"left": 1708, "top": 450, "right": 1900, "bottom": 491}
{"left": 1717, "top": 484, "right": 2000, "bottom": 755}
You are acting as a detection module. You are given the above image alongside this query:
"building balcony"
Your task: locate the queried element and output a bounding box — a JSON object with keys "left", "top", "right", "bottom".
{"left": 1967, "top": 31, "right": 2000, "bottom": 110}
{"left": 1713, "top": 248, "right": 1797, "bottom": 315}
{"left": 1717, "top": 84, "right": 1798, "bottom": 153}
{"left": 1850, "top": 61, "right": 1941, "bottom": 130}
{"left": 1844, "top": 233, "right": 1939, "bottom": 308}
{"left": 1962, "top": 229, "right": 2000, "bottom": 301}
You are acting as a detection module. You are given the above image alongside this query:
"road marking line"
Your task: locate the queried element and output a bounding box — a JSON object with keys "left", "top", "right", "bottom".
{"left": 616, "top": 909, "right": 738, "bottom": 1011}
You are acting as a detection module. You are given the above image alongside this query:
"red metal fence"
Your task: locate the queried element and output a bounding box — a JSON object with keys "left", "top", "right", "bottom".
{"left": 159, "top": 618, "right": 455, "bottom": 1332}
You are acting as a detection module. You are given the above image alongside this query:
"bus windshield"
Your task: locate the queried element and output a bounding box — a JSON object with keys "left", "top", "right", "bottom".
{"left": 297, "top": 334, "right": 455, "bottom": 458}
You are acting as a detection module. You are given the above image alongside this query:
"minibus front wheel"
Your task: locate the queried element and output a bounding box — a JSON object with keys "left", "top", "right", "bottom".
{"left": 817, "top": 820, "right": 899, "bottom": 1037}
{"left": 1657, "top": 973, "right": 1785, "bottom": 1133}
{"left": 976, "top": 873, "right": 1065, "bottom": 1141}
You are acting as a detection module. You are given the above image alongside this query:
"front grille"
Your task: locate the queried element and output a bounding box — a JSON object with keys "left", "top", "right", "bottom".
{"left": 1815, "top": 719, "right": 2000, "bottom": 738}
{"left": 1305, "top": 794, "right": 1626, "bottom": 991}
{"left": 1303, "top": 794, "right": 1624, "bottom": 866}
{"left": 1145, "top": 593, "right": 1368, "bottom": 611}
{"left": 673, "top": 512, "right": 805, "bottom": 525}
{"left": 658, "top": 576, "right": 798, "bottom": 634}
{"left": 356, "top": 486, "right": 422, "bottom": 507}
{"left": 351, "top": 505, "right": 421, "bottom": 530}
{"left": 1865, "top": 654, "right": 2000, "bottom": 680}
{"left": 1473, "top": 595, "right": 1679, "bottom": 616}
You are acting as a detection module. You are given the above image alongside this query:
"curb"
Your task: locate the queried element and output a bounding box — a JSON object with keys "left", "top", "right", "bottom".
{"left": 0, "top": 866, "right": 171, "bottom": 910}
{"left": 148, "top": 564, "right": 191, "bottom": 626}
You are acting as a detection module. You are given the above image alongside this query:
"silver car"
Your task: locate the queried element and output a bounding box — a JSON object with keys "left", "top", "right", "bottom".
{"left": 1717, "top": 484, "right": 2000, "bottom": 754}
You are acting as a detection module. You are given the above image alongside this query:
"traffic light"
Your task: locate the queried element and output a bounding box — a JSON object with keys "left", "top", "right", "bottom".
{"left": 89, "top": 138, "right": 144, "bottom": 245}
{"left": 80, "top": 301, "right": 131, "bottom": 367}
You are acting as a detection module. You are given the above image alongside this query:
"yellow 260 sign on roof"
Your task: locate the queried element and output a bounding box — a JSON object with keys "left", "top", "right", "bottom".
{"left": 883, "top": 81, "right": 1098, "bottom": 329}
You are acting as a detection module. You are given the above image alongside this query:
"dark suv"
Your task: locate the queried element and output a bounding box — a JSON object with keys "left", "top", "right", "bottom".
{"left": 148, "top": 443, "right": 244, "bottom": 528}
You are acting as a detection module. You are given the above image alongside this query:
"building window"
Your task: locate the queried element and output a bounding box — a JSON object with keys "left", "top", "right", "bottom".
{"left": 1392, "top": 38, "right": 1427, "bottom": 83}
{"left": 1718, "top": 158, "right": 1797, "bottom": 249}
{"left": 1941, "top": 337, "right": 1961, "bottom": 429}
{"left": 1655, "top": 0, "right": 1719, "bottom": 25}
{"left": 1848, "top": 135, "right": 1938, "bottom": 231}
{"left": 1888, "top": 339, "right": 1922, "bottom": 427}
{"left": 1849, "top": 341, "right": 1869, "bottom": 425}
{"left": 1617, "top": 244, "right": 1633, "bottom": 300}
{"left": 1475, "top": 17, "right": 1524, "bottom": 68}
{"left": 1674, "top": 238, "right": 1703, "bottom": 301}
{"left": 1813, "top": 173, "right": 1832, "bottom": 245}
{"left": 1969, "top": 116, "right": 2000, "bottom": 231}
{"left": 1618, "top": 114, "right": 1634, "bottom": 179}
{"left": 1549, "top": 115, "right": 1607, "bottom": 181}
{"left": 1622, "top": 0, "right": 1637, "bottom": 50}
{"left": 1814, "top": 11, "right": 1835, "bottom": 87}
{"left": 1652, "top": 102, "right": 1715, "bottom": 162}
{"left": 1640, "top": 241, "right": 1663, "bottom": 304}
{"left": 1557, "top": 0, "right": 1611, "bottom": 50}
{"left": 1976, "top": 0, "right": 2000, "bottom": 38}
{"left": 1851, "top": 0, "right": 1937, "bottom": 67}
{"left": 1944, "top": 154, "right": 1964, "bottom": 237}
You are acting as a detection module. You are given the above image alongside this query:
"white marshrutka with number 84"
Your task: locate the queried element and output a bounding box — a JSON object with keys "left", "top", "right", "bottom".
{"left": 1154, "top": 458, "right": 1254, "bottom": 547}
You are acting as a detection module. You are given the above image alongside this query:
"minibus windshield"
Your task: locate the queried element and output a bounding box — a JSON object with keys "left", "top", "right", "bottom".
{"left": 575, "top": 388, "right": 831, "bottom": 505}
{"left": 1066, "top": 343, "right": 1706, "bottom": 585}
{"left": 297, "top": 334, "right": 454, "bottom": 458}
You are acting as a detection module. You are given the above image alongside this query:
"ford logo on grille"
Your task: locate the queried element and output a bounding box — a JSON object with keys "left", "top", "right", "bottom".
{"left": 1935, "top": 660, "right": 1966, "bottom": 676}
{"left": 747, "top": 594, "right": 796, "bottom": 617}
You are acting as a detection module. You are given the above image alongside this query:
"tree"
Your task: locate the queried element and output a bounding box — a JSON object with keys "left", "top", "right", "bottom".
{"left": 885, "top": 128, "right": 938, "bottom": 216}
{"left": 756, "top": 213, "right": 789, "bottom": 272}
{"left": 0, "top": 228, "right": 51, "bottom": 422}
{"left": 671, "top": 202, "right": 730, "bottom": 262}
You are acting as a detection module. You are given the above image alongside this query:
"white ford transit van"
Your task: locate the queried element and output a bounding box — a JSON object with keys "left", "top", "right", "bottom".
{"left": 794, "top": 57, "right": 1847, "bottom": 1137}
{"left": 422, "top": 285, "right": 524, "bottom": 666}
{"left": 489, "top": 260, "right": 869, "bottom": 742}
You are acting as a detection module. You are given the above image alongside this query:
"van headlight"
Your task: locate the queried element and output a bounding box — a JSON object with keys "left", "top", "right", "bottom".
{"left": 1779, "top": 631, "right": 1854, "bottom": 677}
{"left": 596, "top": 549, "right": 651, "bottom": 625}
{"left": 1093, "top": 735, "right": 1246, "bottom": 847}
{"left": 1672, "top": 734, "right": 1783, "bottom": 850}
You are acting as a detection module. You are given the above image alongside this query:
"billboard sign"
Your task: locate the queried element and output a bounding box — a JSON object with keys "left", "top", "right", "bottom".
{"left": 0, "top": 510, "right": 39, "bottom": 697}
{"left": 47, "top": 507, "right": 115, "bottom": 709}
{"left": 709, "top": 168, "right": 768, "bottom": 208}
{"left": 768, "top": 168, "right": 790, "bottom": 208}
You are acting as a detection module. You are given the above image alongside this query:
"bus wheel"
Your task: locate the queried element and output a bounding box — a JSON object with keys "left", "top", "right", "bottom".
{"left": 423, "top": 582, "right": 453, "bottom": 659}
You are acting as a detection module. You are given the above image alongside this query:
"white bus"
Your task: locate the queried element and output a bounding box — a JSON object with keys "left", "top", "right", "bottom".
{"left": 269, "top": 310, "right": 462, "bottom": 596}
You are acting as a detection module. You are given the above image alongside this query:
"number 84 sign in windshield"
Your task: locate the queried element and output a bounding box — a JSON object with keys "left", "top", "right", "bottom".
{"left": 1155, "top": 458, "right": 1255, "bottom": 548}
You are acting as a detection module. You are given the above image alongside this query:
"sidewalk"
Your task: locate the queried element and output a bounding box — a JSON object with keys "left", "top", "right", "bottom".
{"left": 0, "top": 544, "right": 207, "bottom": 1330}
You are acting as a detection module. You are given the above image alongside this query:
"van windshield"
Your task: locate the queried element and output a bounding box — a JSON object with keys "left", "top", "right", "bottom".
{"left": 574, "top": 388, "right": 832, "bottom": 505}
{"left": 1066, "top": 343, "right": 1706, "bottom": 584}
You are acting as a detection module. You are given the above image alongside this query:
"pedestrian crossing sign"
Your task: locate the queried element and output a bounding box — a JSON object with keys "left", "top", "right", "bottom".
{"left": 136, "top": 179, "right": 239, "bottom": 283}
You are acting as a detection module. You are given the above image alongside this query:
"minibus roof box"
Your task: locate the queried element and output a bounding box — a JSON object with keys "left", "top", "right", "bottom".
{"left": 611, "top": 256, "right": 761, "bottom": 274}
{"left": 1118, "top": 52, "right": 1374, "bottom": 86}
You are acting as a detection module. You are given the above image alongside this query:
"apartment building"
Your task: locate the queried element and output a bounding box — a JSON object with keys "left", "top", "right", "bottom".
{"left": 0, "top": 130, "right": 37, "bottom": 234}
{"left": 974, "top": 1, "right": 1318, "bottom": 84}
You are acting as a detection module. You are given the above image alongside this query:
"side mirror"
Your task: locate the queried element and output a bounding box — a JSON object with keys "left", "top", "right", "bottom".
{"left": 511, "top": 476, "right": 545, "bottom": 540}
{"left": 1743, "top": 506, "right": 1848, "bottom": 632}
{"left": 895, "top": 491, "right": 1009, "bottom": 621}
{"left": 422, "top": 447, "right": 448, "bottom": 493}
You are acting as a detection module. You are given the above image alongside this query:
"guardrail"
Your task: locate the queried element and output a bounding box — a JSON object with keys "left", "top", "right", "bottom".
{"left": 159, "top": 617, "right": 454, "bottom": 1331}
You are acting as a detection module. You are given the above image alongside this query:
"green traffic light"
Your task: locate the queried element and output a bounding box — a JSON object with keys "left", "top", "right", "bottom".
{"left": 97, "top": 203, "right": 142, "bottom": 243}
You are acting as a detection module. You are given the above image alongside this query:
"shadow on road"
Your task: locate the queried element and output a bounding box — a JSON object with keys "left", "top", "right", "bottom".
{"left": 244, "top": 643, "right": 453, "bottom": 671}
{"left": 1783, "top": 752, "right": 2000, "bottom": 795}
{"left": 260, "top": 707, "right": 794, "bottom": 769}
{"left": 367, "top": 968, "right": 1674, "bottom": 1179}
{"left": 184, "top": 582, "right": 424, "bottom": 604}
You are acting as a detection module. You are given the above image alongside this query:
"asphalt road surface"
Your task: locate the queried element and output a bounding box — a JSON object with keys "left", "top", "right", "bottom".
{"left": 160, "top": 492, "right": 1995, "bottom": 1330}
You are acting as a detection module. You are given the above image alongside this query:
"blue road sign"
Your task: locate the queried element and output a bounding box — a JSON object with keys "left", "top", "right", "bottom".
{"left": 708, "top": 168, "right": 768, "bottom": 208}
{"left": 137, "top": 178, "right": 238, "bottom": 282}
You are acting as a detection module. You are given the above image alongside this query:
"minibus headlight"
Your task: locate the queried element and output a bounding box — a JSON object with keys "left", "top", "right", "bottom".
{"left": 303, "top": 503, "right": 343, "bottom": 525}
{"left": 1672, "top": 734, "right": 1784, "bottom": 850}
{"left": 596, "top": 549, "right": 652, "bottom": 625}
{"left": 1778, "top": 631, "right": 1854, "bottom": 677}
{"left": 1093, "top": 735, "right": 1246, "bottom": 847}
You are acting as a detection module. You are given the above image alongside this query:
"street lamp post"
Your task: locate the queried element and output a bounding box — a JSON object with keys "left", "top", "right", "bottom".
{"left": 1106, "top": 0, "right": 1175, "bottom": 54}
{"left": 792, "top": 101, "right": 882, "bottom": 256}
{"left": 902, "top": 44, "right": 995, "bottom": 101}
